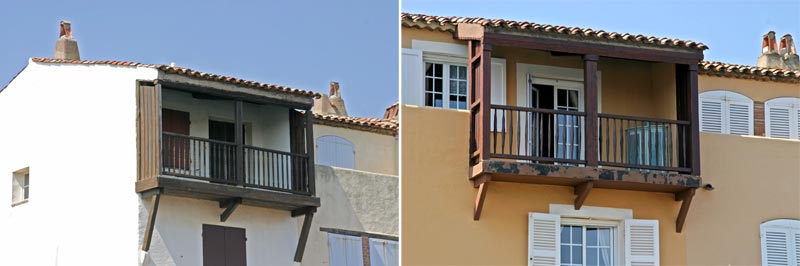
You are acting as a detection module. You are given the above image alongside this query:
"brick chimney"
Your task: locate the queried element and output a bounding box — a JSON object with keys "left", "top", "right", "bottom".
{"left": 779, "top": 34, "right": 799, "bottom": 70}
{"left": 757, "top": 31, "right": 781, "bottom": 68}
{"left": 54, "top": 21, "right": 80, "bottom": 60}
{"left": 328, "top": 82, "right": 348, "bottom": 117}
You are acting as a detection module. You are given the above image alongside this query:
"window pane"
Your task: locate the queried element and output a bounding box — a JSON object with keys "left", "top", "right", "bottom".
{"left": 587, "top": 247, "right": 598, "bottom": 266}
{"left": 560, "top": 245, "right": 570, "bottom": 264}
{"left": 561, "top": 226, "right": 571, "bottom": 243}
{"left": 587, "top": 228, "right": 597, "bottom": 245}
{"left": 558, "top": 90, "right": 567, "bottom": 107}
{"left": 23, "top": 174, "right": 29, "bottom": 186}
{"left": 450, "top": 80, "right": 458, "bottom": 94}
{"left": 459, "top": 66, "right": 467, "bottom": 79}
{"left": 425, "top": 63, "right": 434, "bottom": 77}
{"left": 425, "top": 93, "right": 433, "bottom": 107}
{"left": 572, "top": 246, "right": 582, "bottom": 264}
{"left": 598, "top": 228, "right": 611, "bottom": 246}
{"left": 434, "top": 63, "right": 442, "bottom": 77}
{"left": 458, "top": 96, "right": 467, "bottom": 110}
{"left": 434, "top": 93, "right": 443, "bottom": 107}
{"left": 568, "top": 90, "right": 579, "bottom": 108}
{"left": 450, "top": 65, "right": 459, "bottom": 79}
{"left": 434, "top": 78, "right": 443, "bottom": 93}
{"left": 458, "top": 81, "right": 467, "bottom": 95}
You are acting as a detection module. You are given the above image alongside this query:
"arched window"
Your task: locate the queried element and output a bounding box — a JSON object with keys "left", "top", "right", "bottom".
{"left": 316, "top": 135, "right": 355, "bottom": 169}
{"left": 765, "top": 97, "right": 800, "bottom": 139}
{"left": 760, "top": 219, "right": 800, "bottom": 265}
{"left": 699, "top": 91, "right": 754, "bottom": 135}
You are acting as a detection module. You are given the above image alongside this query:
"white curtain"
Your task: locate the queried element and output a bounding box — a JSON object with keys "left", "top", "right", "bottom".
{"left": 598, "top": 229, "right": 611, "bottom": 266}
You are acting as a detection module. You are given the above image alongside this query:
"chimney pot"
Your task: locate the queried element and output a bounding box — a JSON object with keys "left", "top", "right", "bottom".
{"left": 54, "top": 20, "right": 80, "bottom": 60}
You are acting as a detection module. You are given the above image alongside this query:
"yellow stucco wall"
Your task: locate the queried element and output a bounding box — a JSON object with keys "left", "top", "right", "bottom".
{"left": 698, "top": 75, "right": 800, "bottom": 100}
{"left": 401, "top": 105, "right": 688, "bottom": 265}
{"left": 313, "top": 124, "right": 398, "bottom": 176}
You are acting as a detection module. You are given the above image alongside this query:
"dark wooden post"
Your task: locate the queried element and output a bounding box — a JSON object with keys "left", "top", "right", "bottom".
{"left": 479, "top": 43, "right": 493, "bottom": 161}
{"left": 305, "top": 111, "right": 316, "bottom": 195}
{"left": 234, "top": 100, "right": 244, "bottom": 185}
{"left": 583, "top": 55, "right": 599, "bottom": 166}
{"left": 675, "top": 64, "right": 701, "bottom": 175}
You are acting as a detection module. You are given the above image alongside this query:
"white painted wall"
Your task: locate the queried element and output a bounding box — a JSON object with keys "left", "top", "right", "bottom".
{"left": 313, "top": 125, "right": 398, "bottom": 176}
{"left": 140, "top": 195, "right": 300, "bottom": 266}
{"left": 0, "top": 60, "right": 157, "bottom": 265}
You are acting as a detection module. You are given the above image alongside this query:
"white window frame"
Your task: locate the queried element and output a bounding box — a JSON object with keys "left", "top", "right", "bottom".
{"left": 760, "top": 219, "right": 800, "bottom": 266}
{"left": 11, "top": 167, "right": 29, "bottom": 207}
{"left": 560, "top": 218, "right": 623, "bottom": 266}
{"left": 765, "top": 97, "right": 800, "bottom": 139}
{"left": 698, "top": 90, "right": 754, "bottom": 135}
{"left": 423, "top": 58, "right": 469, "bottom": 110}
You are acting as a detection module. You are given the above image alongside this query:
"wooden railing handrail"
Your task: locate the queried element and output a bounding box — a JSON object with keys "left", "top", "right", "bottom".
{"left": 243, "top": 145, "right": 309, "bottom": 158}
{"left": 598, "top": 113, "right": 690, "bottom": 125}
{"left": 162, "top": 132, "right": 237, "bottom": 146}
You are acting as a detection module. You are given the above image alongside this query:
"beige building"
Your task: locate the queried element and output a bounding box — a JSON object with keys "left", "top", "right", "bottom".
{"left": 400, "top": 13, "right": 799, "bottom": 266}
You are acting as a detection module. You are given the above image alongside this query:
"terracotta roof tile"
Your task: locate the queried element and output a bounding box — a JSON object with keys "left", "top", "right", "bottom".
{"left": 313, "top": 113, "right": 398, "bottom": 136}
{"left": 401, "top": 13, "right": 708, "bottom": 51}
{"left": 699, "top": 61, "right": 800, "bottom": 83}
{"left": 30, "top": 57, "right": 320, "bottom": 97}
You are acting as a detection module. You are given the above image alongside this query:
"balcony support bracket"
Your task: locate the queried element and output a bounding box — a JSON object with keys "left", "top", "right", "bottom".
{"left": 473, "top": 174, "right": 491, "bottom": 220}
{"left": 293, "top": 207, "right": 316, "bottom": 263}
{"left": 574, "top": 181, "right": 594, "bottom": 210}
{"left": 219, "top": 197, "right": 242, "bottom": 222}
{"left": 141, "top": 189, "right": 162, "bottom": 251}
{"left": 674, "top": 188, "right": 696, "bottom": 233}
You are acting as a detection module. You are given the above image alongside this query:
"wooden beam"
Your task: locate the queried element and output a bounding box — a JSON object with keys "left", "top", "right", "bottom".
{"left": 294, "top": 211, "right": 315, "bottom": 262}
{"left": 675, "top": 188, "right": 696, "bottom": 233}
{"left": 235, "top": 100, "right": 244, "bottom": 185}
{"left": 687, "top": 65, "right": 701, "bottom": 176}
{"left": 583, "top": 55, "right": 599, "bottom": 167}
{"left": 483, "top": 32, "right": 703, "bottom": 64}
{"left": 219, "top": 197, "right": 242, "bottom": 222}
{"left": 479, "top": 43, "right": 493, "bottom": 161}
{"left": 574, "top": 181, "right": 594, "bottom": 210}
{"left": 472, "top": 173, "right": 492, "bottom": 188}
{"left": 473, "top": 182, "right": 489, "bottom": 220}
{"left": 291, "top": 206, "right": 316, "bottom": 217}
{"left": 142, "top": 189, "right": 162, "bottom": 251}
{"left": 305, "top": 111, "right": 316, "bottom": 195}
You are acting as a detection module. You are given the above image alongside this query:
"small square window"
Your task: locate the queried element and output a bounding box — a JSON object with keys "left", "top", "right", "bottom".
{"left": 11, "top": 167, "right": 29, "bottom": 206}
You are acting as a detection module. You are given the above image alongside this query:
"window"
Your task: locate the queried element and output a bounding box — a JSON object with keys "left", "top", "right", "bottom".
{"left": 760, "top": 219, "right": 800, "bottom": 266}
{"left": 202, "top": 224, "right": 246, "bottom": 266}
{"left": 529, "top": 213, "right": 659, "bottom": 266}
{"left": 425, "top": 62, "right": 467, "bottom": 109}
{"left": 765, "top": 97, "right": 800, "bottom": 139}
{"left": 11, "top": 168, "right": 29, "bottom": 206}
{"left": 369, "top": 238, "right": 399, "bottom": 266}
{"left": 328, "top": 233, "right": 364, "bottom": 266}
{"left": 317, "top": 136, "right": 355, "bottom": 169}
{"left": 699, "top": 91, "right": 753, "bottom": 135}
{"left": 626, "top": 125, "right": 670, "bottom": 168}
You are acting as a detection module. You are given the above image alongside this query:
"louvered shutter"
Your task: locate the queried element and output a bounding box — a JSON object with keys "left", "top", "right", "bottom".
{"left": 700, "top": 99, "right": 724, "bottom": 133}
{"left": 402, "top": 48, "right": 424, "bottom": 106}
{"left": 760, "top": 221, "right": 800, "bottom": 266}
{"left": 528, "top": 213, "right": 560, "bottom": 266}
{"left": 767, "top": 106, "right": 792, "bottom": 139}
{"left": 491, "top": 58, "right": 507, "bottom": 132}
{"left": 625, "top": 219, "right": 660, "bottom": 266}
{"left": 328, "top": 233, "right": 364, "bottom": 266}
{"left": 728, "top": 101, "right": 753, "bottom": 135}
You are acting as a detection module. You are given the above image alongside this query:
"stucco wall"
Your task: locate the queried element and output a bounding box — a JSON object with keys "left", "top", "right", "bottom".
{"left": 698, "top": 75, "right": 800, "bottom": 100}
{"left": 140, "top": 195, "right": 301, "bottom": 266}
{"left": 0, "top": 61, "right": 157, "bottom": 265}
{"left": 313, "top": 125, "right": 398, "bottom": 176}
{"left": 684, "top": 133, "right": 800, "bottom": 265}
{"left": 303, "top": 165, "right": 398, "bottom": 266}
{"left": 400, "top": 105, "right": 688, "bottom": 265}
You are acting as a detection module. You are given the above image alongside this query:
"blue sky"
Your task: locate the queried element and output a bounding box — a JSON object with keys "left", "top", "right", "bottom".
{"left": 0, "top": 1, "right": 398, "bottom": 118}
{"left": 403, "top": 0, "right": 800, "bottom": 66}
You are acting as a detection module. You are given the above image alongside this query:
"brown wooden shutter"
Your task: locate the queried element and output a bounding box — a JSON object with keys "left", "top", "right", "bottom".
{"left": 289, "top": 110, "right": 307, "bottom": 191}
{"left": 203, "top": 224, "right": 247, "bottom": 266}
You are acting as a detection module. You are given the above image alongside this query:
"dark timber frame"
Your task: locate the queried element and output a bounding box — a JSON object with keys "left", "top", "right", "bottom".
{"left": 460, "top": 26, "right": 703, "bottom": 232}
{"left": 135, "top": 79, "right": 319, "bottom": 262}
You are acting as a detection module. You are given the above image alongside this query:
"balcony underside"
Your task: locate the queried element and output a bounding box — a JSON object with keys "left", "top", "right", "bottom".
{"left": 136, "top": 176, "right": 321, "bottom": 211}
{"left": 471, "top": 159, "right": 701, "bottom": 193}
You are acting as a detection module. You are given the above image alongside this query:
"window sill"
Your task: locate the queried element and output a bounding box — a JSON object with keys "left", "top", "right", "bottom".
{"left": 11, "top": 199, "right": 28, "bottom": 207}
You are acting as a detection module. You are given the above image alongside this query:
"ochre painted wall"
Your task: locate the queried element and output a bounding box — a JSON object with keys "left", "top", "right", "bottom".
{"left": 400, "top": 105, "right": 688, "bottom": 265}
{"left": 698, "top": 75, "right": 800, "bottom": 100}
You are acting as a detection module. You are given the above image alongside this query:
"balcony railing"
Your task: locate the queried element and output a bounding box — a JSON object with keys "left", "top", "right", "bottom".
{"left": 161, "top": 132, "right": 312, "bottom": 195}
{"left": 487, "top": 105, "right": 691, "bottom": 173}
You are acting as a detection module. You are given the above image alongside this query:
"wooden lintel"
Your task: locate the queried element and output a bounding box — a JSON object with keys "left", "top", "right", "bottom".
{"left": 573, "top": 181, "right": 594, "bottom": 210}
{"left": 142, "top": 189, "right": 162, "bottom": 251}
{"left": 473, "top": 182, "right": 489, "bottom": 221}
{"left": 293, "top": 211, "right": 315, "bottom": 262}
{"left": 674, "top": 188, "right": 696, "bottom": 233}
{"left": 219, "top": 197, "right": 242, "bottom": 222}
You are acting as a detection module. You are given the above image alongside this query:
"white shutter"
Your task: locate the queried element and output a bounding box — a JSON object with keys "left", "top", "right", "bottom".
{"left": 327, "top": 233, "right": 364, "bottom": 266}
{"left": 767, "top": 106, "right": 792, "bottom": 139}
{"left": 796, "top": 109, "right": 800, "bottom": 140}
{"left": 491, "top": 58, "right": 507, "bottom": 132}
{"left": 625, "top": 219, "right": 660, "bottom": 266}
{"left": 402, "top": 48, "right": 424, "bottom": 106}
{"left": 760, "top": 220, "right": 800, "bottom": 266}
{"left": 728, "top": 101, "right": 753, "bottom": 135}
{"left": 528, "top": 213, "right": 560, "bottom": 266}
{"left": 699, "top": 99, "right": 724, "bottom": 133}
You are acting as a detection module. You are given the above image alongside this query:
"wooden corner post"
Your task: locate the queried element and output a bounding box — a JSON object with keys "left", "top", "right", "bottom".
{"left": 583, "top": 55, "right": 599, "bottom": 166}
{"left": 234, "top": 100, "right": 244, "bottom": 185}
{"left": 305, "top": 110, "right": 316, "bottom": 195}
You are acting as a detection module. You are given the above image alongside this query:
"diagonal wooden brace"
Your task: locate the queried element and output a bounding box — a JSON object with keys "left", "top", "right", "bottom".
{"left": 473, "top": 174, "right": 491, "bottom": 220}
{"left": 674, "top": 188, "right": 696, "bottom": 233}
{"left": 142, "top": 189, "right": 162, "bottom": 251}
{"left": 219, "top": 197, "right": 242, "bottom": 222}
{"left": 293, "top": 207, "right": 316, "bottom": 262}
{"left": 574, "top": 181, "right": 594, "bottom": 210}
